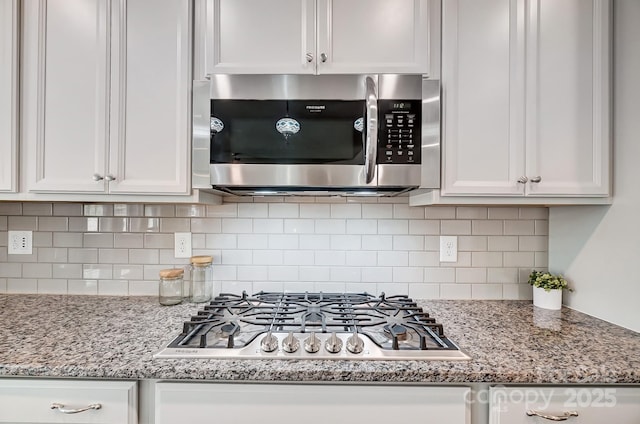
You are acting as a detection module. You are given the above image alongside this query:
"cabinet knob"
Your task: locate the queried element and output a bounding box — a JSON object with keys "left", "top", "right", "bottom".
{"left": 320, "top": 52, "right": 327, "bottom": 63}
{"left": 517, "top": 176, "right": 528, "bottom": 184}
{"left": 530, "top": 176, "right": 542, "bottom": 183}
{"left": 105, "top": 175, "right": 116, "bottom": 182}
{"left": 92, "top": 174, "right": 104, "bottom": 182}
{"left": 305, "top": 53, "right": 313, "bottom": 63}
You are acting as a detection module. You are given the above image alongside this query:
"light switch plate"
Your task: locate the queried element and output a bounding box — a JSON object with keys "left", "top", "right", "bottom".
{"left": 8, "top": 231, "right": 33, "bottom": 255}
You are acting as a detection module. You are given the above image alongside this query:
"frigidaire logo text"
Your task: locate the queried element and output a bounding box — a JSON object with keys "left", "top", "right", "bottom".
{"left": 306, "top": 105, "right": 326, "bottom": 112}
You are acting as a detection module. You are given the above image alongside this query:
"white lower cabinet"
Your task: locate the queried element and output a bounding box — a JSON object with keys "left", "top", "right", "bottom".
{"left": 154, "top": 383, "right": 470, "bottom": 424}
{"left": 0, "top": 379, "right": 137, "bottom": 423}
{"left": 489, "top": 386, "right": 640, "bottom": 424}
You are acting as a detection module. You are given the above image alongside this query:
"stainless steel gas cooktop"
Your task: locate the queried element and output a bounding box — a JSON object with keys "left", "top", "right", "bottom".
{"left": 154, "top": 292, "right": 470, "bottom": 361}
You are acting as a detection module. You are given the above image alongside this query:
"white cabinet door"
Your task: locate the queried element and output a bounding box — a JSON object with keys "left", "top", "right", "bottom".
{"left": 490, "top": 386, "right": 640, "bottom": 424}
{"left": 156, "top": 383, "right": 470, "bottom": 424}
{"left": 198, "top": 0, "right": 430, "bottom": 76}
{"left": 316, "top": 0, "right": 429, "bottom": 74}
{"left": 437, "top": 0, "right": 610, "bottom": 201}
{"left": 22, "top": 0, "right": 110, "bottom": 193}
{"left": 0, "top": 379, "right": 137, "bottom": 424}
{"left": 108, "top": 0, "right": 190, "bottom": 194}
{"left": 524, "top": 0, "right": 611, "bottom": 196}
{"left": 0, "top": 0, "right": 18, "bottom": 193}
{"left": 22, "top": 0, "right": 192, "bottom": 196}
{"left": 441, "top": 0, "right": 526, "bottom": 196}
{"left": 201, "top": 0, "right": 316, "bottom": 75}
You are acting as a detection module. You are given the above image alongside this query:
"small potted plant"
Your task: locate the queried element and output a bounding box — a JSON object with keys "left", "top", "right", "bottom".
{"left": 528, "top": 270, "right": 573, "bottom": 310}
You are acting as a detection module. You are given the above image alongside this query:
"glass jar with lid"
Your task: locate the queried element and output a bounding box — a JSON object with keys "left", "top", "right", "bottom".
{"left": 190, "top": 255, "right": 213, "bottom": 303}
{"left": 158, "top": 268, "right": 184, "bottom": 306}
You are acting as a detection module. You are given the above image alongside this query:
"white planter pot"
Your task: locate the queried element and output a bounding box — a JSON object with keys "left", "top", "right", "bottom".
{"left": 532, "top": 286, "right": 563, "bottom": 310}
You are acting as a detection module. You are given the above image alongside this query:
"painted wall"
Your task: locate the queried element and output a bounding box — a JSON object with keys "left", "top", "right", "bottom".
{"left": 549, "top": 0, "right": 640, "bottom": 332}
{"left": 0, "top": 198, "right": 547, "bottom": 299}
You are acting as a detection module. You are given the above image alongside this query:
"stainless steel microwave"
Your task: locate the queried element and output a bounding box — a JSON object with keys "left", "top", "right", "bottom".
{"left": 192, "top": 75, "right": 440, "bottom": 196}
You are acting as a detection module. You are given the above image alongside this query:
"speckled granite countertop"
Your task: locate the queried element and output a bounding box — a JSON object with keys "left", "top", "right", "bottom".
{"left": 0, "top": 294, "right": 638, "bottom": 384}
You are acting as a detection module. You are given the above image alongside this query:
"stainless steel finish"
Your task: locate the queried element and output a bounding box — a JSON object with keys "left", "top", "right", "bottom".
{"left": 260, "top": 331, "right": 279, "bottom": 353}
{"left": 303, "top": 332, "right": 321, "bottom": 353}
{"left": 92, "top": 174, "right": 104, "bottom": 182}
{"left": 155, "top": 331, "right": 472, "bottom": 360}
{"left": 198, "top": 75, "right": 437, "bottom": 196}
{"left": 104, "top": 175, "right": 116, "bottom": 182}
{"left": 419, "top": 78, "right": 441, "bottom": 189}
{"left": 192, "top": 80, "right": 212, "bottom": 189}
{"left": 364, "top": 76, "right": 378, "bottom": 184}
{"left": 209, "top": 75, "right": 421, "bottom": 100}
{"left": 345, "top": 331, "right": 364, "bottom": 354}
{"left": 282, "top": 331, "right": 300, "bottom": 353}
{"left": 517, "top": 176, "right": 529, "bottom": 184}
{"left": 324, "top": 332, "right": 343, "bottom": 354}
{"left": 530, "top": 176, "right": 542, "bottom": 183}
{"left": 320, "top": 52, "right": 327, "bottom": 63}
{"left": 50, "top": 403, "right": 102, "bottom": 414}
{"left": 526, "top": 410, "right": 579, "bottom": 421}
{"left": 305, "top": 53, "right": 313, "bottom": 63}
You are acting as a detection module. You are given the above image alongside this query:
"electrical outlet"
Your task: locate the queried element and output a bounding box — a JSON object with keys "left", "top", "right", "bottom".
{"left": 439, "top": 235, "right": 458, "bottom": 262}
{"left": 174, "top": 232, "right": 192, "bottom": 258}
{"left": 8, "top": 231, "right": 33, "bottom": 255}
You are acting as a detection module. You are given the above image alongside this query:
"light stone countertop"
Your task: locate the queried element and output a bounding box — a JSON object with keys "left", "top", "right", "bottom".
{"left": 0, "top": 294, "right": 639, "bottom": 384}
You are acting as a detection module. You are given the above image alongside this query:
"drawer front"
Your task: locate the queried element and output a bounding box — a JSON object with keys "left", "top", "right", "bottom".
{"left": 490, "top": 386, "right": 640, "bottom": 424}
{"left": 156, "top": 383, "right": 470, "bottom": 424}
{"left": 0, "top": 379, "right": 137, "bottom": 423}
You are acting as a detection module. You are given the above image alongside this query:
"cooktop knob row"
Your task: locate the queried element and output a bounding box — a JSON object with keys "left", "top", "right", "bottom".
{"left": 259, "top": 332, "right": 365, "bottom": 354}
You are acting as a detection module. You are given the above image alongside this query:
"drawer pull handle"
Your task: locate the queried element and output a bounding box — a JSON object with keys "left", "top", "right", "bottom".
{"left": 526, "top": 410, "right": 578, "bottom": 421}
{"left": 51, "top": 402, "right": 102, "bottom": 414}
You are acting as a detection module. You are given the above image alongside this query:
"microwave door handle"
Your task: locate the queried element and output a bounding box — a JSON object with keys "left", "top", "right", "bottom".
{"left": 364, "top": 76, "right": 378, "bottom": 184}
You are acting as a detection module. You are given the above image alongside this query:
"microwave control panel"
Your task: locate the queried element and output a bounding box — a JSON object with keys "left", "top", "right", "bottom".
{"left": 377, "top": 100, "right": 421, "bottom": 165}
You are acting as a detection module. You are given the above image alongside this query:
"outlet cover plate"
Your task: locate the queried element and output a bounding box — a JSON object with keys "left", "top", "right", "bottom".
{"left": 8, "top": 231, "right": 33, "bottom": 255}
{"left": 174, "top": 232, "right": 192, "bottom": 258}
{"left": 439, "top": 235, "right": 458, "bottom": 262}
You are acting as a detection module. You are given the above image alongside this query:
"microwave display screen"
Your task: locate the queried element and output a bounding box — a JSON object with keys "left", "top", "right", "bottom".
{"left": 210, "top": 100, "right": 365, "bottom": 165}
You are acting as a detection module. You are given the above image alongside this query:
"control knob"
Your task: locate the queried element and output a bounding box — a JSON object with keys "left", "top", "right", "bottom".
{"left": 324, "top": 332, "right": 343, "bottom": 354}
{"left": 304, "top": 332, "right": 321, "bottom": 353}
{"left": 260, "top": 331, "right": 279, "bottom": 353}
{"left": 282, "top": 331, "right": 300, "bottom": 353}
{"left": 346, "top": 331, "right": 364, "bottom": 354}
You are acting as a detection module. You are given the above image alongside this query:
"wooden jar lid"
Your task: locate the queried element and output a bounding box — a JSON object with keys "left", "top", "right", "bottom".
{"left": 159, "top": 268, "right": 184, "bottom": 279}
{"left": 190, "top": 255, "right": 213, "bottom": 265}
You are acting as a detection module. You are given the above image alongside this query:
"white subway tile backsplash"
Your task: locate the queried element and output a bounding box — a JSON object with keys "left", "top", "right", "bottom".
{"left": 8, "top": 216, "right": 37, "bottom": 230}
{"left": 0, "top": 200, "right": 548, "bottom": 299}
{"left": 283, "top": 250, "right": 314, "bottom": 266}
{"left": 37, "top": 248, "right": 68, "bottom": 263}
{"left": 504, "top": 220, "right": 535, "bottom": 235}
{"left": 440, "top": 284, "right": 472, "bottom": 299}
{"left": 269, "top": 204, "right": 299, "bottom": 218}
{"left": 377, "top": 251, "right": 408, "bottom": 267}
{"left": 21, "top": 203, "right": 51, "bottom": 216}
{"left": 378, "top": 219, "right": 408, "bottom": 235}
{"left": 299, "top": 204, "right": 330, "bottom": 218}
{"left": 441, "top": 220, "right": 471, "bottom": 235}
{"left": 362, "top": 204, "right": 392, "bottom": 219}
{"left": 284, "top": 219, "right": 315, "bottom": 234}
{"left": 37, "top": 279, "right": 67, "bottom": 294}
{"left": 38, "top": 217, "right": 69, "bottom": 231}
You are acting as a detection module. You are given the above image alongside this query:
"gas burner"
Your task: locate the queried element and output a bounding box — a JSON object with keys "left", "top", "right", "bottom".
{"left": 155, "top": 292, "right": 470, "bottom": 361}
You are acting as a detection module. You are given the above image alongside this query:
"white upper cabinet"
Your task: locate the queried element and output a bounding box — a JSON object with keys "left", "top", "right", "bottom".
{"left": 195, "top": 0, "right": 430, "bottom": 77}
{"left": 21, "top": 0, "right": 191, "bottom": 195}
{"left": 0, "top": 0, "right": 19, "bottom": 193}
{"left": 424, "top": 0, "right": 611, "bottom": 204}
